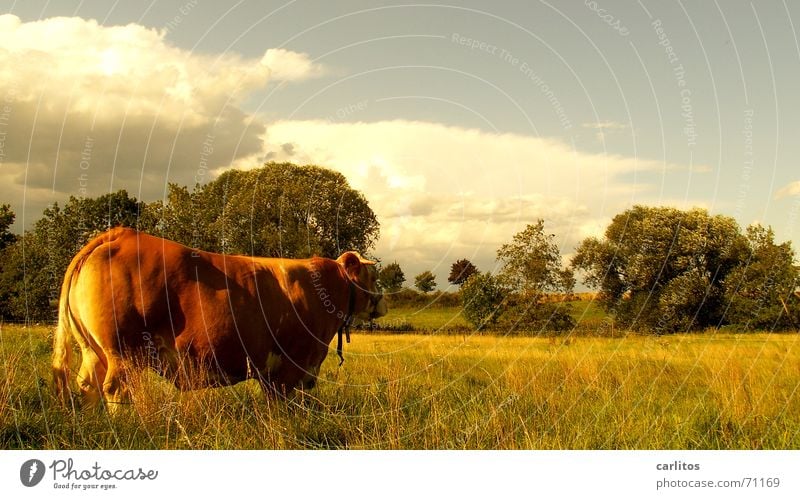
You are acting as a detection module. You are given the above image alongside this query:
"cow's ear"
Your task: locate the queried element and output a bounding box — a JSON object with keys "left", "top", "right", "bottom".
{"left": 337, "top": 251, "right": 361, "bottom": 275}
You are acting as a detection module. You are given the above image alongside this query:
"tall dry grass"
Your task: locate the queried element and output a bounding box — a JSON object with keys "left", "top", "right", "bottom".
{"left": 1, "top": 324, "right": 799, "bottom": 449}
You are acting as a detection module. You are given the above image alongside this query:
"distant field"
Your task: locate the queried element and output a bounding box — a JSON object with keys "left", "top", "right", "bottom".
{"left": 372, "top": 298, "right": 609, "bottom": 333}
{"left": 2, "top": 323, "right": 800, "bottom": 449}
{"left": 373, "top": 305, "right": 469, "bottom": 331}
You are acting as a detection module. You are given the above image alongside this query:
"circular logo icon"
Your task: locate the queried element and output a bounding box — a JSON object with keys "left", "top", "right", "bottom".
{"left": 20, "top": 459, "right": 45, "bottom": 487}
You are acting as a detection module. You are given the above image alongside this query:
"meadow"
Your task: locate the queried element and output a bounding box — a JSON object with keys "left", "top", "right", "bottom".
{"left": 1, "top": 302, "right": 800, "bottom": 449}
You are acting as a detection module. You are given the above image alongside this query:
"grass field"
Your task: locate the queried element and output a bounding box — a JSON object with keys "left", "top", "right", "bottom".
{"left": 372, "top": 298, "right": 607, "bottom": 333}
{"left": 2, "top": 314, "right": 800, "bottom": 449}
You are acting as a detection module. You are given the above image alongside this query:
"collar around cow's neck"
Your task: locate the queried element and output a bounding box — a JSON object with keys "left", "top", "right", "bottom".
{"left": 336, "top": 278, "right": 356, "bottom": 366}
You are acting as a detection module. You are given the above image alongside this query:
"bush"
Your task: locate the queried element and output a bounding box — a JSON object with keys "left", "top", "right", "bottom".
{"left": 497, "top": 296, "right": 576, "bottom": 334}
{"left": 460, "top": 273, "right": 506, "bottom": 330}
{"left": 385, "top": 289, "right": 460, "bottom": 308}
{"left": 356, "top": 320, "right": 415, "bottom": 333}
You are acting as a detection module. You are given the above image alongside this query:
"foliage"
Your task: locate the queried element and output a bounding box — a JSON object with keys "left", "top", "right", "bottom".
{"left": 414, "top": 270, "right": 437, "bottom": 293}
{"left": 572, "top": 206, "right": 748, "bottom": 332}
{"left": 448, "top": 258, "right": 478, "bottom": 286}
{"left": 0, "top": 164, "right": 380, "bottom": 321}
{"left": 492, "top": 221, "right": 574, "bottom": 332}
{"left": 722, "top": 224, "right": 800, "bottom": 330}
{"left": 0, "top": 191, "right": 147, "bottom": 321}
{"left": 0, "top": 204, "right": 16, "bottom": 250}
{"left": 383, "top": 288, "right": 461, "bottom": 308}
{"left": 496, "top": 220, "right": 574, "bottom": 298}
{"left": 460, "top": 272, "right": 506, "bottom": 330}
{"left": 498, "top": 299, "right": 575, "bottom": 334}
{"left": 0, "top": 205, "right": 18, "bottom": 319}
{"left": 0, "top": 234, "right": 51, "bottom": 320}
{"left": 378, "top": 262, "right": 405, "bottom": 292}
{"left": 150, "top": 163, "right": 379, "bottom": 258}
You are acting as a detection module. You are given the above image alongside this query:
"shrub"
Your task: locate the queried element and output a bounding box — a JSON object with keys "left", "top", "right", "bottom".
{"left": 385, "top": 289, "right": 460, "bottom": 308}
{"left": 460, "top": 273, "right": 506, "bottom": 330}
{"left": 498, "top": 296, "right": 576, "bottom": 334}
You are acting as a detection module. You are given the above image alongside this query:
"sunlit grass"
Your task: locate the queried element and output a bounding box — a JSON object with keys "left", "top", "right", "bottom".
{"left": 1, "top": 324, "right": 799, "bottom": 449}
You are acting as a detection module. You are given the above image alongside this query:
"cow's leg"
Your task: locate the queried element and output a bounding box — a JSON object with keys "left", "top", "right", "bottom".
{"left": 102, "top": 353, "right": 129, "bottom": 414}
{"left": 299, "top": 364, "right": 320, "bottom": 390}
{"left": 76, "top": 347, "right": 106, "bottom": 407}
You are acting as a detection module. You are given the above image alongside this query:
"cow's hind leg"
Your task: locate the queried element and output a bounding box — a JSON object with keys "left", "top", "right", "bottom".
{"left": 102, "top": 353, "right": 129, "bottom": 414}
{"left": 76, "top": 348, "right": 106, "bottom": 408}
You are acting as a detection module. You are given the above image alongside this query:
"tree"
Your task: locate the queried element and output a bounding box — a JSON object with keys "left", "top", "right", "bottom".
{"left": 497, "top": 220, "right": 574, "bottom": 298}
{"left": 378, "top": 262, "right": 405, "bottom": 292}
{"left": 414, "top": 270, "right": 437, "bottom": 293}
{"left": 0, "top": 191, "right": 148, "bottom": 321}
{"left": 491, "top": 221, "right": 575, "bottom": 333}
{"left": 723, "top": 224, "right": 800, "bottom": 330}
{"left": 572, "top": 206, "right": 748, "bottom": 332}
{"left": 461, "top": 272, "right": 506, "bottom": 330}
{"left": 0, "top": 234, "right": 51, "bottom": 321}
{"left": 0, "top": 204, "right": 18, "bottom": 318}
{"left": 150, "top": 163, "right": 379, "bottom": 258}
{"left": 0, "top": 204, "right": 16, "bottom": 250}
{"left": 0, "top": 163, "right": 380, "bottom": 321}
{"left": 448, "top": 258, "right": 478, "bottom": 286}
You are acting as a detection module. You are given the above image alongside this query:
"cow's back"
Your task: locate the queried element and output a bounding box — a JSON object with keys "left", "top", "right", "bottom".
{"left": 70, "top": 228, "right": 274, "bottom": 383}
{"left": 65, "top": 227, "right": 351, "bottom": 392}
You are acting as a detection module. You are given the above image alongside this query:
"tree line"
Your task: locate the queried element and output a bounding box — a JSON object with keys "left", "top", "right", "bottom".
{"left": 383, "top": 208, "right": 800, "bottom": 333}
{"left": 1, "top": 162, "right": 798, "bottom": 332}
{"left": 456, "top": 207, "right": 799, "bottom": 333}
{"left": 0, "top": 163, "right": 378, "bottom": 321}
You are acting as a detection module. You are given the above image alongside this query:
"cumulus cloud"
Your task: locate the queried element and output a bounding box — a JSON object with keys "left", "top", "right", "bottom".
{"left": 0, "top": 14, "right": 322, "bottom": 226}
{"left": 775, "top": 181, "right": 800, "bottom": 200}
{"left": 261, "top": 48, "right": 325, "bottom": 81}
{"left": 225, "top": 119, "right": 699, "bottom": 284}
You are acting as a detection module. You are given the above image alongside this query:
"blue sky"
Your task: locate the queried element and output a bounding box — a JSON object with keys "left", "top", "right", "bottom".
{"left": 1, "top": 1, "right": 798, "bottom": 287}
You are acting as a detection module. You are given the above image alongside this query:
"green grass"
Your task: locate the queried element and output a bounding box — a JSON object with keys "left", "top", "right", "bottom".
{"left": 373, "top": 299, "right": 609, "bottom": 333}
{"left": 2, "top": 323, "right": 800, "bottom": 449}
{"left": 373, "top": 306, "right": 469, "bottom": 331}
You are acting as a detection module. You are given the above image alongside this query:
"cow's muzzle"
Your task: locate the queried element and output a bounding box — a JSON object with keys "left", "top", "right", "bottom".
{"left": 370, "top": 293, "right": 388, "bottom": 319}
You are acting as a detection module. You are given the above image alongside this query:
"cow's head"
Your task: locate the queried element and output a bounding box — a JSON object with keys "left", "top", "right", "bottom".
{"left": 336, "top": 251, "right": 388, "bottom": 324}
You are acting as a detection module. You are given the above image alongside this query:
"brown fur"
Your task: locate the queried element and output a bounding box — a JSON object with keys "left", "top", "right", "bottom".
{"left": 51, "top": 227, "right": 387, "bottom": 409}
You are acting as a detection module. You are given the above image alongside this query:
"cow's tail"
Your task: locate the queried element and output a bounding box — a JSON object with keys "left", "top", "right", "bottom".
{"left": 52, "top": 231, "right": 116, "bottom": 404}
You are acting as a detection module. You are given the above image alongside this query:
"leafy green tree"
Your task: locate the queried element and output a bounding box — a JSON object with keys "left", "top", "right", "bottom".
{"left": 0, "top": 234, "right": 51, "bottom": 321}
{"left": 448, "top": 258, "right": 478, "bottom": 286}
{"left": 572, "top": 206, "right": 748, "bottom": 332}
{"left": 0, "top": 204, "right": 18, "bottom": 318}
{"left": 723, "top": 224, "right": 800, "bottom": 330}
{"left": 0, "top": 191, "right": 148, "bottom": 321}
{"left": 151, "top": 163, "right": 379, "bottom": 258}
{"left": 378, "top": 262, "right": 405, "bottom": 292}
{"left": 461, "top": 272, "right": 506, "bottom": 330}
{"left": 414, "top": 270, "right": 437, "bottom": 293}
{"left": 496, "top": 220, "right": 574, "bottom": 298}
{"left": 0, "top": 204, "right": 16, "bottom": 250}
{"left": 493, "top": 221, "right": 575, "bottom": 332}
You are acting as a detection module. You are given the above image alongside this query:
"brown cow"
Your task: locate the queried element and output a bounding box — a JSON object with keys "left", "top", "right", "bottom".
{"left": 52, "top": 227, "right": 387, "bottom": 410}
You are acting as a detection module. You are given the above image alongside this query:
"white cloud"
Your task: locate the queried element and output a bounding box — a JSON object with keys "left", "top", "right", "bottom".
{"left": 0, "top": 15, "right": 322, "bottom": 227}
{"left": 261, "top": 48, "right": 325, "bottom": 81}
{"left": 775, "top": 181, "right": 800, "bottom": 200}
{"left": 224, "top": 119, "right": 700, "bottom": 285}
